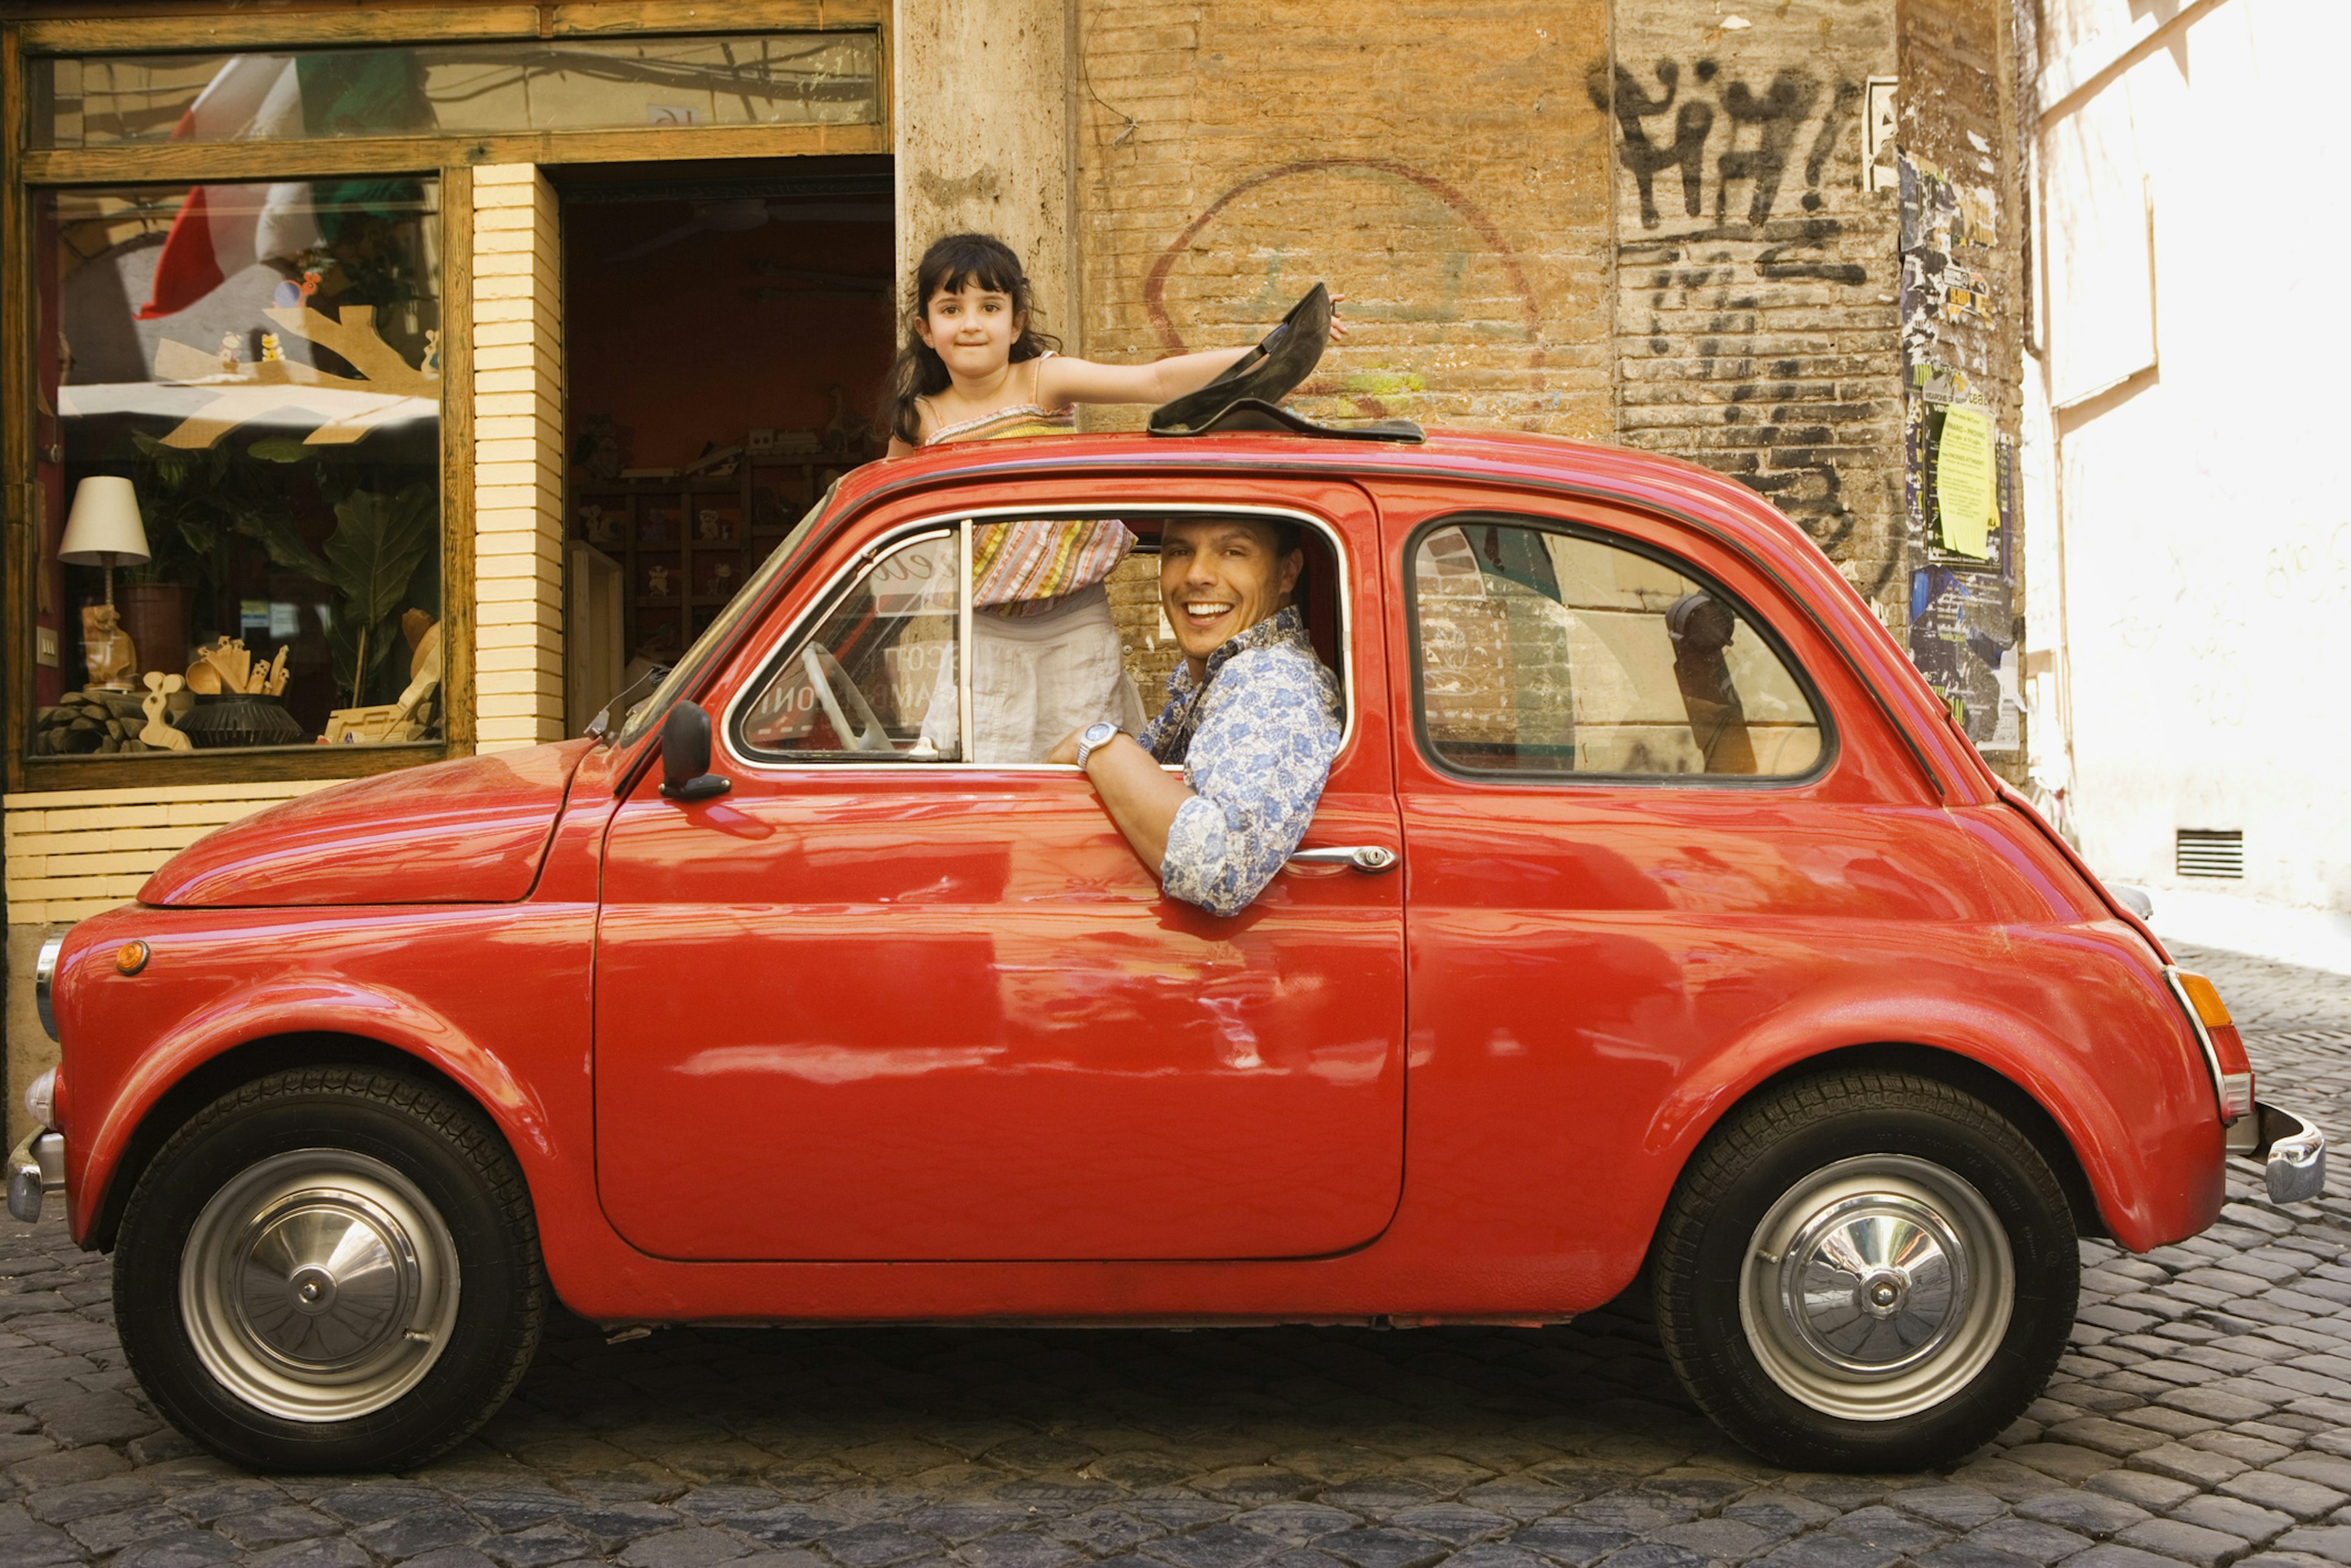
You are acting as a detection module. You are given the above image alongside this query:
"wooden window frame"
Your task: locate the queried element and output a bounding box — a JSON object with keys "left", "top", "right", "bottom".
{"left": 2, "top": 0, "right": 892, "bottom": 791}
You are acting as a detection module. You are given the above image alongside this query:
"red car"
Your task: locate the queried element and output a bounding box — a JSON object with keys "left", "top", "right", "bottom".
{"left": 13, "top": 421, "right": 2323, "bottom": 1477}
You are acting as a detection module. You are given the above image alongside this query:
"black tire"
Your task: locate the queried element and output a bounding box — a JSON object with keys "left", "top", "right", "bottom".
{"left": 1652, "top": 1069, "right": 2077, "bottom": 1472}
{"left": 114, "top": 1065, "right": 545, "bottom": 1472}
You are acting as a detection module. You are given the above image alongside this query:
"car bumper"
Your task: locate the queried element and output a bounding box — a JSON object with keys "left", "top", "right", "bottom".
{"left": 2228, "top": 1101, "right": 2327, "bottom": 1205}
{"left": 7, "top": 1130, "right": 63, "bottom": 1224}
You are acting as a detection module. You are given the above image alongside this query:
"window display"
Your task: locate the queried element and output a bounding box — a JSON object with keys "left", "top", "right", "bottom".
{"left": 33, "top": 179, "right": 443, "bottom": 757}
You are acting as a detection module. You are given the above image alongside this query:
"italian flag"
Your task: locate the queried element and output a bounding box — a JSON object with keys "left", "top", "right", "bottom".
{"left": 137, "top": 56, "right": 321, "bottom": 320}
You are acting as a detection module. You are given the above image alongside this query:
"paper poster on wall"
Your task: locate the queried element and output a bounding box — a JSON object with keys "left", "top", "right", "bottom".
{"left": 1933, "top": 405, "right": 1997, "bottom": 560}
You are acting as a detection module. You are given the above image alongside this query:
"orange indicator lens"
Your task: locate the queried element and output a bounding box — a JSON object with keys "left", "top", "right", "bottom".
{"left": 2175, "top": 970, "right": 2232, "bottom": 1029}
{"left": 114, "top": 940, "right": 149, "bottom": 975}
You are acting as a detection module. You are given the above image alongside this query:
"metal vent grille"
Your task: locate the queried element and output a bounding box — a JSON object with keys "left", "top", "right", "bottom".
{"left": 2176, "top": 829, "right": 2244, "bottom": 879}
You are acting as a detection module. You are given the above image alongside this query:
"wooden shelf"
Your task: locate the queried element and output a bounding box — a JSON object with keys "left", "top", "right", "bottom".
{"left": 571, "top": 449, "right": 869, "bottom": 664}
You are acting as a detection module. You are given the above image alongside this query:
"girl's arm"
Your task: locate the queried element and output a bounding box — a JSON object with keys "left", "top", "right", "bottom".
{"left": 1037, "top": 298, "right": 1346, "bottom": 409}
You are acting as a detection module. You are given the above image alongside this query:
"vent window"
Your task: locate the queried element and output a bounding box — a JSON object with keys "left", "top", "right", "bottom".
{"left": 2176, "top": 829, "right": 2244, "bottom": 879}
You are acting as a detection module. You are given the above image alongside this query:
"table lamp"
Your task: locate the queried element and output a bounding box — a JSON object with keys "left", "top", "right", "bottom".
{"left": 59, "top": 476, "right": 151, "bottom": 610}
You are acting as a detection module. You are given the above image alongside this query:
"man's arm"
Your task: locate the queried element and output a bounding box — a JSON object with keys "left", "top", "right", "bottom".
{"left": 1051, "top": 663, "right": 1340, "bottom": 916}
{"left": 1044, "top": 731, "right": 1193, "bottom": 868}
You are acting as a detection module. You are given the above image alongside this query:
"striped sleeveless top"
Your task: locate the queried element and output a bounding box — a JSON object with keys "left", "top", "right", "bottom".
{"left": 921, "top": 354, "right": 1133, "bottom": 617}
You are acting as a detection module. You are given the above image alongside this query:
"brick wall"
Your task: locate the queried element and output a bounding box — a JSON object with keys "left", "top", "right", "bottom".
{"left": 2, "top": 782, "right": 333, "bottom": 925}
{"left": 471, "top": 165, "right": 567, "bottom": 752}
{"left": 1072, "top": 0, "right": 1614, "bottom": 438}
{"left": 1600, "top": 2, "right": 1908, "bottom": 625}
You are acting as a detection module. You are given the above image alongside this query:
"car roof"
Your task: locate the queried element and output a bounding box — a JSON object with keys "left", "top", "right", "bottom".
{"left": 828, "top": 427, "right": 1994, "bottom": 805}
{"left": 841, "top": 427, "right": 1813, "bottom": 564}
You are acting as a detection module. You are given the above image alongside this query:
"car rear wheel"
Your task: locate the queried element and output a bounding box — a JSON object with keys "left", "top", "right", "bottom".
{"left": 114, "top": 1066, "right": 544, "bottom": 1472}
{"left": 1652, "top": 1069, "right": 2077, "bottom": 1471}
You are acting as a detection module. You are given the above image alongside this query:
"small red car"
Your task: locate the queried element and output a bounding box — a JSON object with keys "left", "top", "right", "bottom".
{"left": 15, "top": 424, "right": 2324, "bottom": 1476}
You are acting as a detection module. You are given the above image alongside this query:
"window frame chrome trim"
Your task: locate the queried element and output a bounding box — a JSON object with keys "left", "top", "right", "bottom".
{"left": 1400, "top": 509, "right": 1840, "bottom": 791}
{"left": 716, "top": 501, "right": 1357, "bottom": 776}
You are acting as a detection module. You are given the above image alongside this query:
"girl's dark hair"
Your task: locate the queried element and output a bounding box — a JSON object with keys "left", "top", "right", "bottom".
{"left": 878, "top": 233, "right": 1061, "bottom": 448}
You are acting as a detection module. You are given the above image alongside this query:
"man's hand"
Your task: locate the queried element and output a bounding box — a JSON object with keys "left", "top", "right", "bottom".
{"left": 1043, "top": 727, "right": 1085, "bottom": 767}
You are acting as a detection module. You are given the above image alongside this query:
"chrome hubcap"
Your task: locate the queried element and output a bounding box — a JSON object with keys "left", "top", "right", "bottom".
{"left": 1740, "top": 1155, "right": 2012, "bottom": 1422}
{"left": 181, "top": 1151, "right": 459, "bottom": 1422}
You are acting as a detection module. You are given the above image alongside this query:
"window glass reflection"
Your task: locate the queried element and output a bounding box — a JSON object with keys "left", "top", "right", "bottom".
{"left": 35, "top": 181, "right": 443, "bottom": 756}
{"left": 36, "top": 34, "right": 882, "bottom": 147}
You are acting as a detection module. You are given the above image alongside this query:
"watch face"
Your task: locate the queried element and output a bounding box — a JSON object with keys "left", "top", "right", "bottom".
{"left": 1082, "top": 722, "right": 1117, "bottom": 746}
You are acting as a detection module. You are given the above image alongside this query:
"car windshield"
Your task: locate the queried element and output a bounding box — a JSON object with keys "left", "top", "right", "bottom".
{"left": 609, "top": 480, "right": 841, "bottom": 751}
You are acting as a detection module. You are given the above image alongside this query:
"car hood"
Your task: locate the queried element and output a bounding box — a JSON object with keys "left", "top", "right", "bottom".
{"left": 140, "top": 739, "right": 600, "bottom": 907}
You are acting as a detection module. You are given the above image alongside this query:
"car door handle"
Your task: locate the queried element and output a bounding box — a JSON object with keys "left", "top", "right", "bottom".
{"left": 1288, "top": 845, "right": 1399, "bottom": 872}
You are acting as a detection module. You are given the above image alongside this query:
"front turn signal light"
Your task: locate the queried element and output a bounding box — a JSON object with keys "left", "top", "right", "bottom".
{"left": 2167, "top": 967, "right": 2254, "bottom": 1123}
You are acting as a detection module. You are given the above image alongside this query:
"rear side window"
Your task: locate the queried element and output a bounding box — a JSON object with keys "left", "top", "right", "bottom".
{"left": 1409, "top": 519, "right": 1824, "bottom": 779}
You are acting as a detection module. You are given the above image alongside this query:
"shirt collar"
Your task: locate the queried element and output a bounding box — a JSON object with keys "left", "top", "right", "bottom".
{"left": 1169, "top": 603, "right": 1310, "bottom": 696}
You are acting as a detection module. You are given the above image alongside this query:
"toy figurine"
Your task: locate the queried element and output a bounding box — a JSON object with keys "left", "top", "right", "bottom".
{"left": 219, "top": 332, "right": 243, "bottom": 373}
{"left": 697, "top": 510, "right": 727, "bottom": 542}
{"left": 260, "top": 333, "right": 283, "bottom": 362}
{"left": 648, "top": 565, "right": 672, "bottom": 597}
{"left": 138, "top": 672, "right": 193, "bottom": 751}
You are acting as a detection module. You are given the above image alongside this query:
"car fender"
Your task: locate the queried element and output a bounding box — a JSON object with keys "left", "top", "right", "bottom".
{"left": 69, "top": 965, "right": 557, "bottom": 1245}
{"left": 1638, "top": 973, "right": 2221, "bottom": 1254}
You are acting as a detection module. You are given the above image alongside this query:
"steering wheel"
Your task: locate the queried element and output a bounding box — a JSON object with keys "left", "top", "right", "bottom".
{"left": 800, "top": 645, "right": 893, "bottom": 752}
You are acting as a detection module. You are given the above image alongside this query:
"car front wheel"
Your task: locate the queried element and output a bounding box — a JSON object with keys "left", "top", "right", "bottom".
{"left": 1652, "top": 1069, "right": 2078, "bottom": 1471}
{"left": 114, "top": 1066, "right": 544, "bottom": 1472}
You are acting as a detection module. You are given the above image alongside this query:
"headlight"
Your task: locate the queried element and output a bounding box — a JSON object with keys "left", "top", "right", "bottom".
{"left": 24, "top": 1068, "right": 56, "bottom": 1132}
{"left": 34, "top": 932, "right": 64, "bottom": 1041}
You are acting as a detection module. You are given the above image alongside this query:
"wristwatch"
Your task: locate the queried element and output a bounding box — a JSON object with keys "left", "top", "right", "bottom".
{"left": 1074, "top": 721, "right": 1121, "bottom": 768}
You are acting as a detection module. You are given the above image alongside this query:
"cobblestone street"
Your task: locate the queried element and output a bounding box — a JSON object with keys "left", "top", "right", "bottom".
{"left": 4, "top": 945, "right": 2350, "bottom": 1568}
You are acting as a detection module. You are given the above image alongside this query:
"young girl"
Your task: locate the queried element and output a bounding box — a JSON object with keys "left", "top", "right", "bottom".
{"left": 880, "top": 233, "right": 1341, "bottom": 763}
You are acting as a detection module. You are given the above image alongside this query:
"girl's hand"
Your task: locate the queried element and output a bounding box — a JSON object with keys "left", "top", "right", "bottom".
{"left": 1329, "top": 293, "right": 1348, "bottom": 342}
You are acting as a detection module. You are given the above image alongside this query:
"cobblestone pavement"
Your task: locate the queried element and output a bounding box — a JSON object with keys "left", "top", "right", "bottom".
{"left": 5, "top": 945, "right": 2351, "bottom": 1568}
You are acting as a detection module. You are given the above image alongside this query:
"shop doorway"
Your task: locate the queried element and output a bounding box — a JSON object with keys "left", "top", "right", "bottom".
{"left": 555, "top": 157, "right": 893, "bottom": 730}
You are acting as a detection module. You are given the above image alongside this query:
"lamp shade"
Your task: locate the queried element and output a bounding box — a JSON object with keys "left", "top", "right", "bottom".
{"left": 58, "top": 477, "right": 151, "bottom": 568}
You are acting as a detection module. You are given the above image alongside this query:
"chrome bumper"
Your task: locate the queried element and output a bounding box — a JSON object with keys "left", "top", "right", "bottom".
{"left": 2227, "top": 1101, "right": 2327, "bottom": 1205}
{"left": 6, "top": 1130, "right": 63, "bottom": 1224}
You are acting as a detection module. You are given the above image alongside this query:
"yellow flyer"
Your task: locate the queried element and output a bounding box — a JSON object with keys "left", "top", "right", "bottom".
{"left": 1933, "top": 405, "right": 1996, "bottom": 560}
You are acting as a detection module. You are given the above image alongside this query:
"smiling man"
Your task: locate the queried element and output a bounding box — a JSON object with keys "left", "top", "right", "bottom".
{"left": 1044, "top": 516, "right": 1343, "bottom": 916}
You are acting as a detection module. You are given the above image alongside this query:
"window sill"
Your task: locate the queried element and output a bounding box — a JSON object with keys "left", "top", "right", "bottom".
{"left": 16, "top": 741, "right": 447, "bottom": 793}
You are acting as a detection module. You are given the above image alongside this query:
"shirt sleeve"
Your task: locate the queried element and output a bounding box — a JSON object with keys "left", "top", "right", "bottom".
{"left": 1157, "top": 654, "right": 1341, "bottom": 917}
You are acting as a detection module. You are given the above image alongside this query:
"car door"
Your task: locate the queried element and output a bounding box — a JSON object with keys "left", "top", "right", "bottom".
{"left": 593, "top": 480, "right": 1405, "bottom": 1261}
{"left": 1371, "top": 486, "right": 1991, "bottom": 1264}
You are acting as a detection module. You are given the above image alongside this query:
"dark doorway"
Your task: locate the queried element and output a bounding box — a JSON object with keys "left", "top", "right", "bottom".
{"left": 554, "top": 156, "right": 892, "bottom": 728}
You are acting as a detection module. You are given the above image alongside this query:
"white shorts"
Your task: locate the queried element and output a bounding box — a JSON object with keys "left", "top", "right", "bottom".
{"left": 921, "top": 584, "right": 1147, "bottom": 763}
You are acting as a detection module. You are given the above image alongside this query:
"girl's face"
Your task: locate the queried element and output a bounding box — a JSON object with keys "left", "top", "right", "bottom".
{"left": 915, "top": 280, "right": 1022, "bottom": 383}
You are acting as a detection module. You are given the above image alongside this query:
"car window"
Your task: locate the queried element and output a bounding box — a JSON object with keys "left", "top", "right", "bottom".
{"left": 736, "top": 530, "right": 962, "bottom": 760}
{"left": 1409, "top": 519, "right": 1823, "bottom": 779}
{"left": 731, "top": 509, "right": 1351, "bottom": 767}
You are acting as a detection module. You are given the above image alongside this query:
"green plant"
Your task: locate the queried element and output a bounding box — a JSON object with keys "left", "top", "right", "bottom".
{"left": 319, "top": 482, "right": 436, "bottom": 708}
{"left": 128, "top": 433, "right": 332, "bottom": 602}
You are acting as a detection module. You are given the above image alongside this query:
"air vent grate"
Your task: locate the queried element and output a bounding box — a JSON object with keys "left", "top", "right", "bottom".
{"left": 2176, "top": 829, "right": 2244, "bottom": 879}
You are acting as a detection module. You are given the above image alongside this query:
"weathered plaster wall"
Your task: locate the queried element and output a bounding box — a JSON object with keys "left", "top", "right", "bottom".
{"left": 2034, "top": 0, "right": 2351, "bottom": 952}
{"left": 1599, "top": 2, "right": 1907, "bottom": 624}
{"left": 1071, "top": 0, "right": 1615, "bottom": 437}
{"left": 896, "top": 0, "right": 1080, "bottom": 345}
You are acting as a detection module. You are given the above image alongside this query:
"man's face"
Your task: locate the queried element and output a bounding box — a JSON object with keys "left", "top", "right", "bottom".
{"left": 914, "top": 280, "right": 1020, "bottom": 381}
{"left": 1160, "top": 519, "right": 1302, "bottom": 669}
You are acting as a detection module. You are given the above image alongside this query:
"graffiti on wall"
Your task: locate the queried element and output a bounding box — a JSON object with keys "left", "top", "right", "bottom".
{"left": 1140, "top": 158, "right": 1547, "bottom": 421}
{"left": 1586, "top": 60, "right": 1863, "bottom": 231}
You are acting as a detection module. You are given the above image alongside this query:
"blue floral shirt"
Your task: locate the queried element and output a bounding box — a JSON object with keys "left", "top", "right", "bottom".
{"left": 1138, "top": 606, "right": 1343, "bottom": 917}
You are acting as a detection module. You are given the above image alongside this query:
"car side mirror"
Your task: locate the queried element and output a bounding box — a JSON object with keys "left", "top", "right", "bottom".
{"left": 658, "top": 702, "right": 732, "bottom": 803}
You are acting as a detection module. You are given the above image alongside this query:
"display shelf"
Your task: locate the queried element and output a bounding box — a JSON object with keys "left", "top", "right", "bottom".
{"left": 571, "top": 447, "right": 869, "bottom": 665}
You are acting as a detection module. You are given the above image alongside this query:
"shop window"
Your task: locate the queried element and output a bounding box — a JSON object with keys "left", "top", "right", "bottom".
{"left": 32, "top": 179, "right": 444, "bottom": 758}
{"left": 1409, "top": 520, "right": 1823, "bottom": 779}
{"left": 32, "top": 34, "right": 881, "bottom": 148}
